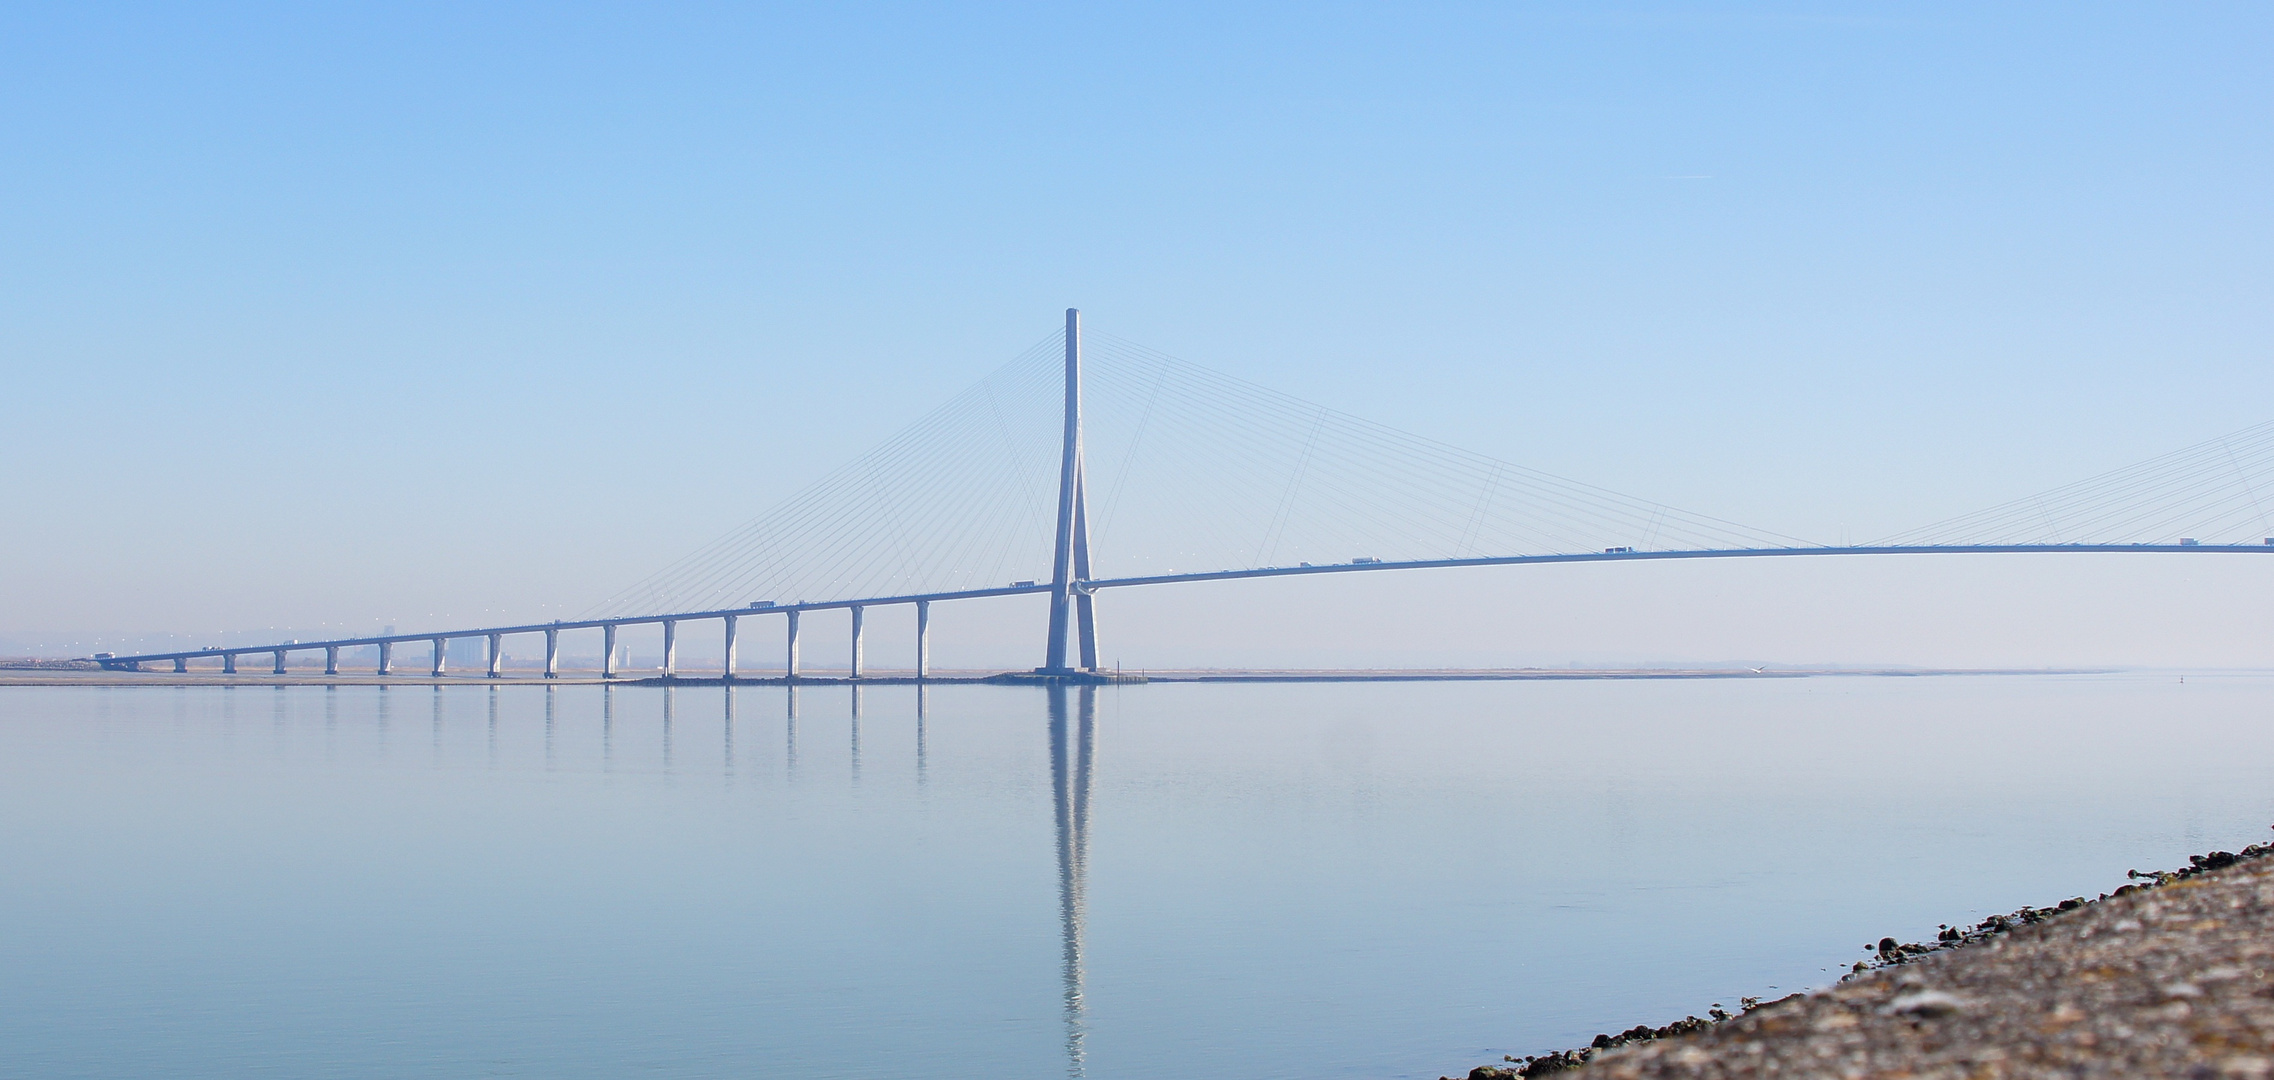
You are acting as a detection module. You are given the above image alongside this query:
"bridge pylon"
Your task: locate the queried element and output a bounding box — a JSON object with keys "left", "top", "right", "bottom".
{"left": 1040, "top": 307, "right": 1101, "bottom": 675}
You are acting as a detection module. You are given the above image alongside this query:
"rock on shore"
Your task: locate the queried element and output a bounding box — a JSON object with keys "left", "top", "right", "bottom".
{"left": 1462, "top": 839, "right": 2274, "bottom": 1079}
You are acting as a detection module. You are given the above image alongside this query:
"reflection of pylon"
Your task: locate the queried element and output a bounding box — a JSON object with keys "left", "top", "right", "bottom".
{"left": 1048, "top": 685, "right": 1096, "bottom": 1078}
{"left": 1043, "top": 308, "right": 1101, "bottom": 673}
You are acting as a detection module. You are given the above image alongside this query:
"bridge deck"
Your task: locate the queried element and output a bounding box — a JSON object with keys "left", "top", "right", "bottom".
{"left": 84, "top": 543, "right": 2274, "bottom": 669}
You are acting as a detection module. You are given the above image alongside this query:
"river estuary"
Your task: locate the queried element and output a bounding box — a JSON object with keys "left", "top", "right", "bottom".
{"left": 3, "top": 675, "right": 2270, "bottom": 1079}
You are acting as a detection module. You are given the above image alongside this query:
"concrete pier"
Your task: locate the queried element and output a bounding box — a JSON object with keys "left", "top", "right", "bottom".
{"left": 324, "top": 646, "right": 339, "bottom": 675}
{"left": 785, "top": 609, "right": 801, "bottom": 681}
{"left": 223, "top": 653, "right": 237, "bottom": 674}
{"left": 174, "top": 657, "right": 187, "bottom": 673}
{"left": 916, "top": 600, "right": 931, "bottom": 680}
{"left": 430, "top": 638, "right": 446, "bottom": 678}
{"left": 662, "top": 620, "right": 678, "bottom": 678}
{"left": 377, "top": 641, "right": 392, "bottom": 675}
{"left": 272, "top": 649, "right": 287, "bottom": 675}
{"left": 544, "top": 628, "right": 559, "bottom": 679}
{"left": 850, "top": 605, "right": 865, "bottom": 679}
{"left": 722, "top": 615, "right": 738, "bottom": 681}
{"left": 602, "top": 624, "right": 617, "bottom": 680}
{"left": 486, "top": 633, "right": 503, "bottom": 678}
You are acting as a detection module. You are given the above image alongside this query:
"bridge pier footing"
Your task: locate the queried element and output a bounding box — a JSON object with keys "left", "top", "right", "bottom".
{"left": 1002, "top": 669, "right": 1144, "bottom": 685}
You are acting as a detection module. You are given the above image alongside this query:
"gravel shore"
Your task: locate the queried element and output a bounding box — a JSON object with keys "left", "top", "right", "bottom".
{"left": 1457, "top": 835, "right": 2274, "bottom": 1079}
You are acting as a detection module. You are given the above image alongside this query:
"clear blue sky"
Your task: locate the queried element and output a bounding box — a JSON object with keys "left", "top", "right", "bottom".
{"left": 6, "top": 3, "right": 2271, "bottom": 667}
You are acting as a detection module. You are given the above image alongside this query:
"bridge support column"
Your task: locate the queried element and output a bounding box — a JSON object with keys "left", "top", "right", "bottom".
{"left": 785, "top": 610, "right": 801, "bottom": 681}
{"left": 223, "top": 653, "right": 237, "bottom": 674}
{"left": 324, "top": 646, "right": 339, "bottom": 675}
{"left": 602, "top": 624, "right": 618, "bottom": 679}
{"left": 1043, "top": 308, "right": 1084, "bottom": 672}
{"left": 849, "top": 605, "right": 864, "bottom": 679}
{"left": 378, "top": 641, "right": 392, "bottom": 675}
{"left": 662, "top": 620, "right": 678, "bottom": 678}
{"left": 1073, "top": 472, "right": 1098, "bottom": 671}
{"left": 174, "top": 657, "right": 187, "bottom": 673}
{"left": 1075, "top": 591, "right": 1099, "bottom": 670}
{"left": 431, "top": 639, "right": 447, "bottom": 678}
{"left": 487, "top": 633, "right": 503, "bottom": 678}
{"left": 915, "top": 600, "right": 930, "bottom": 681}
{"left": 544, "top": 628, "right": 559, "bottom": 679}
{"left": 722, "top": 615, "right": 738, "bottom": 681}
{"left": 273, "top": 649, "right": 287, "bottom": 675}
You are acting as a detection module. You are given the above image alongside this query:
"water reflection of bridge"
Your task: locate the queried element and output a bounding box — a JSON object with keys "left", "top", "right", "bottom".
{"left": 580, "top": 682, "right": 1099, "bottom": 1077}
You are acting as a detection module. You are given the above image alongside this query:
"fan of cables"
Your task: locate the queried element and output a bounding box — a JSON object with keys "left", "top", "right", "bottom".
{"left": 583, "top": 325, "right": 1813, "bottom": 619}
{"left": 1873, "top": 420, "right": 2274, "bottom": 548}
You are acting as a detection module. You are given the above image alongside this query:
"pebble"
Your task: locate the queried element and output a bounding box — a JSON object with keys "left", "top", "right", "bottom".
{"left": 1881, "top": 990, "right": 1966, "bottom": 1017}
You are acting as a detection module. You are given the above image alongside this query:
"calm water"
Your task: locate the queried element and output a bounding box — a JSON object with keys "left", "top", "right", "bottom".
{"left": 3, "top": 675, "right": 2272, "bottom": 1079}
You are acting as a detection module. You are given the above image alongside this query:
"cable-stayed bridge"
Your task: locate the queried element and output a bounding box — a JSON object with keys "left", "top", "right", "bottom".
{"left": 92, "top": 310, "right": 2274, "bottom": 679}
